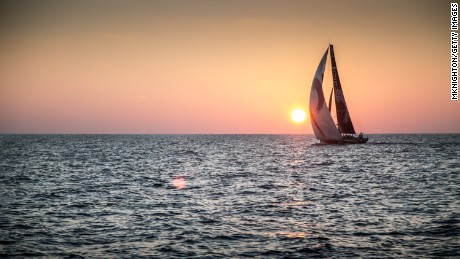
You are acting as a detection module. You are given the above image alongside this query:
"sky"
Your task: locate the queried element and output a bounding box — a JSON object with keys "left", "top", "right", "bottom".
{"left": 0, "top": 0, "right": 458, "bottom": 134}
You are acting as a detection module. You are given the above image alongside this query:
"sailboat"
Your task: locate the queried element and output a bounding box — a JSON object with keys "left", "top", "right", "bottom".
{"left": 309, "top": 45, "right": 368, "bottom": 144}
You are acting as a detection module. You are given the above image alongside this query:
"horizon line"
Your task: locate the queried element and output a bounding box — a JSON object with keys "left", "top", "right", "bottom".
{"left": 1, "top": 133, "right": 460, "bottom": 135}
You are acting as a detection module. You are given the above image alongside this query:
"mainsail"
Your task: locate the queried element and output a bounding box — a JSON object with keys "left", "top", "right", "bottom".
{"left": 329, "top": 45, "right": 356, "bottom": 134}
{"left": 309, "top": 49, "right": 343, "bottom": 142}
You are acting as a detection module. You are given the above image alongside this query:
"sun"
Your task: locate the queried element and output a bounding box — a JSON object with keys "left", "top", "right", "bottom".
{"left": 291, "top": 109, "right": 306, "bottom": 123}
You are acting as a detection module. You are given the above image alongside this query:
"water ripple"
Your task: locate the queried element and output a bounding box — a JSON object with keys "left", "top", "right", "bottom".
{"left": 0, "top": 134, "right": 459, "bottom": 257}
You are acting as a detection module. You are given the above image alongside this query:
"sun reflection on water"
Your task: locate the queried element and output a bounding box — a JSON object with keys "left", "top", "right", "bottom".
{"left": 172, "top": 177, "right": 186, "bottom": 190}
{"left": 268, "top": 231, "right": 309, "bottom": 239}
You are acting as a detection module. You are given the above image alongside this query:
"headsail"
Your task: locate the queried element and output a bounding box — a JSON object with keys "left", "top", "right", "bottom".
{"left": 329, "top": 44, "right": 356, "bottom": 134}
{"left": 309, "top": 48, "right": 343, "bottom": 142}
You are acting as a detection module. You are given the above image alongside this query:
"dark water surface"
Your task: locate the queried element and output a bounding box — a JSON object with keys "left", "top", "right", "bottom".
{"left": 1, "top": 134, "right": 459, "bottom": 258}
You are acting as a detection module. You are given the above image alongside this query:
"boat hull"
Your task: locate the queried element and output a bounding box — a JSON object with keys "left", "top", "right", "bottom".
{"left": 320, "top": 137, "right": 368, "bottom": 144}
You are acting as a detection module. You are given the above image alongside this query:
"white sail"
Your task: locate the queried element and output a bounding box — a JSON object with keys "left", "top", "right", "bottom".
{"left": 309, "top": 49, "right": 343, "bottom": 142}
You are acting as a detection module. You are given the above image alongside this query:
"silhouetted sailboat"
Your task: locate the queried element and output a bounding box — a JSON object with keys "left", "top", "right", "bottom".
{"left": 309, "top": 45, "right": 368, "bottom": 144}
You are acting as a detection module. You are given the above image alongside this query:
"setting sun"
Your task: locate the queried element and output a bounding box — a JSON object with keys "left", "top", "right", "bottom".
{"left": 291, "top": 109, "right": 306, "bottom": 123}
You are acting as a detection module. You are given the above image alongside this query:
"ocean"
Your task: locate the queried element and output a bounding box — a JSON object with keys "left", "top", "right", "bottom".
{"left": 0, "top": 134, "right": 459, "bottom": 258}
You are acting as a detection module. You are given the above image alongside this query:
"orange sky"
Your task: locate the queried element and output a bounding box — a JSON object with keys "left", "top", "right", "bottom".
{"left": 0, "top": 0, "right": 458, "bottom": 134}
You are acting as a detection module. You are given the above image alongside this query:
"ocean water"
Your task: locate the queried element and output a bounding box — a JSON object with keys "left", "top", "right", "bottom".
{"left": 0, "top": 134, "right": 459, "bottom": 258}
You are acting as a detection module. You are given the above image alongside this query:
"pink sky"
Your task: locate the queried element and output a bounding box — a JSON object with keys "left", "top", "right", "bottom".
{"left": 0, "top": 0, "right": 458, "bottom": 133}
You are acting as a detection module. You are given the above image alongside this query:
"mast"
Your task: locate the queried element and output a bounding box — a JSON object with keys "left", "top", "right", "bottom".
{"left": 328, "top": 87, "right": 334, "bottom": 113}
{"left": 329, "top": 44, "right": 356, "bottom": 134}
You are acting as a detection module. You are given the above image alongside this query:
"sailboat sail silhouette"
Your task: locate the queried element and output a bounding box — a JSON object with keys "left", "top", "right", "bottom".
{"left": 309, "top": 45, "right": 368, "bottom": 144}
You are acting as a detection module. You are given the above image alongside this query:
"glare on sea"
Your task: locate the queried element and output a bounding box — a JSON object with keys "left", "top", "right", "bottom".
{"left": 172, "top": 177, "right": 186, "bottom": 190}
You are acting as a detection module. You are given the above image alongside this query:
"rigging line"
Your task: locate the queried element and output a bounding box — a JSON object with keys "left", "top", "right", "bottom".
{"left": 325, "top": 49, "right": 334, "bottom": 111}
{"left": 328, "top": 85, "right": 334, "bottom": 113}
